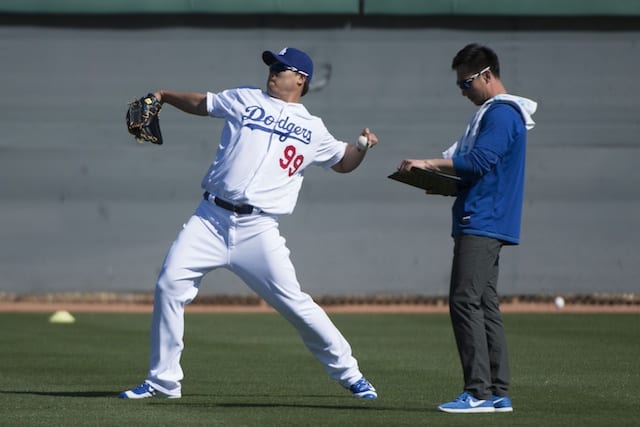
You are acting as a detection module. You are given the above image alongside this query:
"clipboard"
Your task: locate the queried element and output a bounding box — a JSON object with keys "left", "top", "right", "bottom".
{"left": 388, "top": 167, "right": 461, "bottom": 196}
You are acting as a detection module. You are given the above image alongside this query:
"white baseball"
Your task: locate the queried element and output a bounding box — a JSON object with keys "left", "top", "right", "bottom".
{"left": 357, "top": 135, "right": 369, "bottom": 151}
{"left": 554, "top": 296, "right": 565, "bottom": 309}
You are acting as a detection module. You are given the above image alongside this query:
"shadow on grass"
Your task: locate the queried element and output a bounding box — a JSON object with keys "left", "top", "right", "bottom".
{"left": 0, "top": 390, "right": 117, "bottom": 398}
{"left": 151, "top": 400, "right": 430, "bottom": 413}
{"left": 216, "top": 402, "right": 428, "bottom": 413}
{"left": 0, "top": 390, "right": 433, "bottom": 413}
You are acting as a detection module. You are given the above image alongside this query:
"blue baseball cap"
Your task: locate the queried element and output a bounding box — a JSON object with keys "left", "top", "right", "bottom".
{"left": 262, "top": 47, "right": 314, "bottom": 85}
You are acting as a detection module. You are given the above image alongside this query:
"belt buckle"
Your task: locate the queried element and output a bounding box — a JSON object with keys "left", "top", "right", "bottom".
{"left": 208, "top": 193, "right": 255, "bottom": 215}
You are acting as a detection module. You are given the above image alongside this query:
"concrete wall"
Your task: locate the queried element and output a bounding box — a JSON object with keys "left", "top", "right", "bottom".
{"left": 1, "top": 22, "right": 638, "bottom": 297}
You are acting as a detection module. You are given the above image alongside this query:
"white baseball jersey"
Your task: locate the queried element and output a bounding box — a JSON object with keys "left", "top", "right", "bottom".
{"left": 201, "top": 87, "right": 347, "bottom": 215}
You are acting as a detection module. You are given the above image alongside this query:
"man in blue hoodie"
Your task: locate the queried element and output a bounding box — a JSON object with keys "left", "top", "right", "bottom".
{"left": 398, "top": 44, "right": 537, "bottom": 414}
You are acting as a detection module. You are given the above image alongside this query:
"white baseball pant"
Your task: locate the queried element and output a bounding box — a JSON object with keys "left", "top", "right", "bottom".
{"left": 144, "top": 198, "right": 363, "bottom": 396}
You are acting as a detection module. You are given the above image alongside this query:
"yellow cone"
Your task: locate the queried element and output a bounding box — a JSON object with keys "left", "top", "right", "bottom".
{"left": 49, "top": 310, "right": 76, "bottom": 324}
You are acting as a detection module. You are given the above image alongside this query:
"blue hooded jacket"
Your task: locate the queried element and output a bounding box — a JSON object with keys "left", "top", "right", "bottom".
{"left": 451, "top": 103, "right": 528, "bottom": 245}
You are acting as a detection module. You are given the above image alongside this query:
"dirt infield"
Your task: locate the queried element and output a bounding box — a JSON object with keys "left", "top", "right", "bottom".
{"left": 1, "top": 300, "right": 639, "bottom": 314}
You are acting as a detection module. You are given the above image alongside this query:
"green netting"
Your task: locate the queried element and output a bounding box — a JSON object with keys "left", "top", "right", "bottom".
{"left": 0, "top": 0, "right": 359, "bottom": 15}
{"left": 363, "top": 0, "right": 640, "bottom": 16}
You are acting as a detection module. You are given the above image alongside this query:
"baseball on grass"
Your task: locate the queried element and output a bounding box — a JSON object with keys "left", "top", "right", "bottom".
{"left": 554, "top": 296, "right": 565, "bottom": 309}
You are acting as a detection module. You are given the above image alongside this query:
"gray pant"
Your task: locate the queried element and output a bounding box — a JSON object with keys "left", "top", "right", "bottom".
{"left": 449, "top": 234, "right": 510, "bottom": 400}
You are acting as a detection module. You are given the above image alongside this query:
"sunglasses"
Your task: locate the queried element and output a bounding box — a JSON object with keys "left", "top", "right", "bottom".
{"left": 456, "top": 66, "right": 491, "bottom": 90}
{"left": 269, "top": 62, "right": 309, "bottom": 76}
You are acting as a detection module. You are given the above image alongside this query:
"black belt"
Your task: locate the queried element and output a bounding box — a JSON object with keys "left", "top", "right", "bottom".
{"left": 203, "top": 191, "right": 256, "bottom": 215}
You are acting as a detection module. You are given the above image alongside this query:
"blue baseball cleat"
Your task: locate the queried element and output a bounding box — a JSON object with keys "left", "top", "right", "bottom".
{"left": 348, "top": 377, "right": 377, "bottom": 399}
{"left": 119, "top": 382, "right": 181, "bottom": 399}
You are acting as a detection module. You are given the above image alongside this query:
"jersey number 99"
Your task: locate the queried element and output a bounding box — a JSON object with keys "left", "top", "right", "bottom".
{"left": 280, "top": 145, "right": 304, "bottom": 177}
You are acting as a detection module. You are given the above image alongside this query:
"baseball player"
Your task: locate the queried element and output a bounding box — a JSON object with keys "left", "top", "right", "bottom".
{"left": 120, "top": 47, "right": 378, "bottom": 400}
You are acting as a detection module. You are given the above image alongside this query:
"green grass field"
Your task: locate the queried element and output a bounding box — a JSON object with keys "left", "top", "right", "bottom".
{"left": 1, "top": 312, "right": 639, "bottom": 426}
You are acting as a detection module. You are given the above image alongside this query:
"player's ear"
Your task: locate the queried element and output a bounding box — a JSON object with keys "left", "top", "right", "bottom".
{"left": 298, "top": 75, "right": 309, "bottom": 95}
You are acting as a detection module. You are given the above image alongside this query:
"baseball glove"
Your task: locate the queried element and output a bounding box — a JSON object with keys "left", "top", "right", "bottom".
{"left": 126, "top": 93, "right": 163, "bottom": 145}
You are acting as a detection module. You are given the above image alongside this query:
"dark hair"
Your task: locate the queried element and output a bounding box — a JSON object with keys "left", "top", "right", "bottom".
{"left": 451, "top": 44, "right": 500, "bottom": 78}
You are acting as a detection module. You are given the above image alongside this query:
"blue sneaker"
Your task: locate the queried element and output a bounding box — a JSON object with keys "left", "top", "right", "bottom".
{"left": 119, "top": 382, "right": 181, "bottom": 399}
{"left": 348, "top": 377, "right": 377, "bottom": 399}
{"left": 492, "top": 395, "right": 513, "bottom": 412}
{"left": 438, "top": 392, "right": 495, "bottom": 413}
